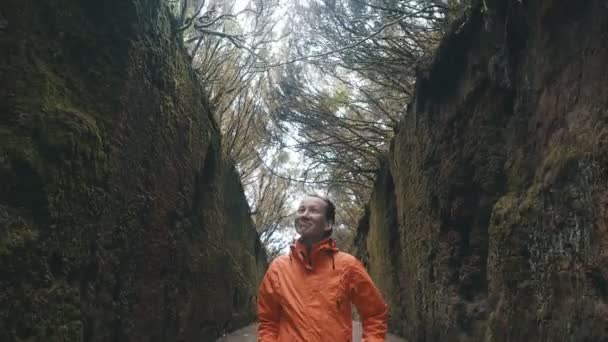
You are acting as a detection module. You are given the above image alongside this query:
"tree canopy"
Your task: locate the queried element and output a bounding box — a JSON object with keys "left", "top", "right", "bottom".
{"left": 167, "top": 0, "right": 469, "bottom": 256}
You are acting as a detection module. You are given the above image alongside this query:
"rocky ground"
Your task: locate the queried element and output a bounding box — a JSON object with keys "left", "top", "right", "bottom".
{"left": 216, "top": 322, "right": 407, "bottom": 342}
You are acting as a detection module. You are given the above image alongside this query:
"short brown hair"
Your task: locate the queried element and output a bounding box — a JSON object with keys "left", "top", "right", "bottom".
{"left": 306, "top": 194, "right": 335, "bottom": 225}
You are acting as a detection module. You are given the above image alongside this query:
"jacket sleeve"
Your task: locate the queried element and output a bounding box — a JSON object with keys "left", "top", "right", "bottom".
{"left": 350, "top": 260, "right": 388, "bottom": 342}
{"left": 257, "top": 262, "right": 281, "bottom": 342}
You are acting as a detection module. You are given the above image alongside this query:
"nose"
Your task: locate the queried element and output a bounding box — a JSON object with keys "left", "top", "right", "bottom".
{"left": 297, "top": 209, "right": 310, "bottom": 218}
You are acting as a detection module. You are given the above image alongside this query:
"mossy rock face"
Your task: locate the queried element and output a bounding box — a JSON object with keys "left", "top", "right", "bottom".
{"left": 1, "top": 1, "right": 265, "bottom": 341}
{"left": 357, "top": 1, "right": 608, "bottom": 341}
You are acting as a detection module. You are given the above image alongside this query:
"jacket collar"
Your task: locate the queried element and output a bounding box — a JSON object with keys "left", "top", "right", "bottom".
{"left": 290, "top": 238, "right": 339, "bottom": 271}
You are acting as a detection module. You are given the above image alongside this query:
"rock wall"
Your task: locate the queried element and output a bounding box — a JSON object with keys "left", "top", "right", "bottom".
{"left": 0, "top": 1, "right": 265, "bottom": 341}
{"left": 356, "top": 0, "right": 608, "bottom": 341}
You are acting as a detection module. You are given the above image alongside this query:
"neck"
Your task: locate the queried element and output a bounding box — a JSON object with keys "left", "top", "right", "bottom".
{"left": 300, "top": 232, "right": 331, "bottom": 248}
{"left": 300, "top": 236, "right": 323, "bottom": 248}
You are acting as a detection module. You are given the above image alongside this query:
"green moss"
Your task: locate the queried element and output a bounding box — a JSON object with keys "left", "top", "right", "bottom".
{"left": 0, "top": 129, "right": 44, "bottom": 175}
{"left": 6, "top": 45, "right": 109, "bottom": 188}
{"left": 539, "top": 144, "right": 577, "bottom": 180}
{"left": 1, "top": 23, "right": 110, "bottom": 341}
{"left": 49, "top": 320, "right": 84, "bottom": 342}
{"left": 0, "top": 226, "right": 39, "bottom": 258}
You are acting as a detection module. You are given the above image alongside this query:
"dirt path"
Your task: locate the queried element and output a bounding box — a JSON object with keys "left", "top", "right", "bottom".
{"left": 216, "top": 322, "right": 406, "bottom": 341}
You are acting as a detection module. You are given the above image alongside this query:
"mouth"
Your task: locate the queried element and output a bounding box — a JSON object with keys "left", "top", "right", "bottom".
{"left": 295, "top": 219, "right": 312, "bottom": 231}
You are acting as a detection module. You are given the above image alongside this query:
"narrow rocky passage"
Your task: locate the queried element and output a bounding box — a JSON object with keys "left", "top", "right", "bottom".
{"left": 3, "top": 1, "right": 607, "bottom": 341}
{"left": 216, "top": 322, "right": 407, "bottom": 342}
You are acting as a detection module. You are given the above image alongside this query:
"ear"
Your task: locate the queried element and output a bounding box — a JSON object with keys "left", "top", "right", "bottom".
{"left": 323, "top": 221, "right": 332, "bottom": 232}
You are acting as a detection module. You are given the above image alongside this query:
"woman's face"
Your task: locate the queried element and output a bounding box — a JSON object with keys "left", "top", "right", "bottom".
{"left": 294, "top": 196, "right": 331, "bottom": 240}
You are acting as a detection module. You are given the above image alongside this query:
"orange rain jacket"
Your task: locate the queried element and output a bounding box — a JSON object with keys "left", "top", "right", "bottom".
{"left": 257, "top": 238, "right": 388, "bottom": 342}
